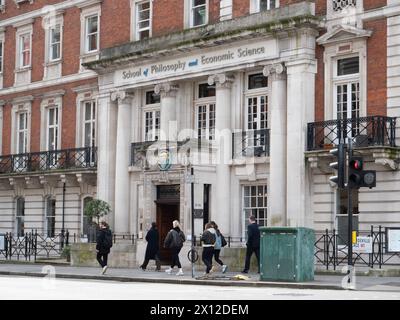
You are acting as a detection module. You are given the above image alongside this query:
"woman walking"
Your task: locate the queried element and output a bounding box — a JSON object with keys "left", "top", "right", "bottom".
{"left": 96, "top": 221, "right": 113, "bottom": 275}
{"left": 201, "top": 223, "right": 216, "bottom": 274}
{"left": 210, "top": 221, "right": 228, "bottom": 273}
{"left": 164, "top": 220, "right": 185, "bottom": 276}
{"left": 140, "top": 222, "right": 161, "bottom": 271}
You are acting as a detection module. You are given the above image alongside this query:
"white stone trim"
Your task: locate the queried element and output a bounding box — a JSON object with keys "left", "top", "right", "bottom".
{"left": 80, "top": 4, "right": 101, "bottom": 56}
{"left": 43, "top": 14, "right": 64, "bottom": 80}
{"left": 219, "top": 0, "right": 232, "bottom": 21}
{"left": 14, "top": 23, "right": 33, "bottom": 86}
{"left": 0, "top": 102, "right": 3, "bottom": 156}
{"left": 0, "top": 30, "right": 4, "bottom": 89}
{"left": 130, "top": 0, "right": 153, "bottom": 42}
{"left": 326, "top": 0, "right": 364, "bottom": 30}
{"left": 40, "top": 95, "right": 63, "bottom": 152}
{"left": 11, "top": 98, "right": 32, "bottom": 154}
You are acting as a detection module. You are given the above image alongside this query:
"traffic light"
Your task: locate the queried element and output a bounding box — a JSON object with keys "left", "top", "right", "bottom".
{"left": 348, "top": 156, "right": 376, "bottom": 189}
{"left": 329, "top": 144, "right": 346, "bottom": 189}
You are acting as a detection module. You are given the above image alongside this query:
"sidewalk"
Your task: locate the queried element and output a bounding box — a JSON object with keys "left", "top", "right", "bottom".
{"left": 0, "top": 262, "right": 399, "bottom": 292}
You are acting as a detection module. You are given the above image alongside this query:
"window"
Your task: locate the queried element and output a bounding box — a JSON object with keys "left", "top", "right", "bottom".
{"left": 334, "top": 57, "right": 360, "bottom": 138}
{"left": 143, "top": 91, "right": 160, "bottom": 141}
{"left": 191, "top": 0, "right": 207, "bottom": 27}
{"left": 47, "top": 107, "right": 59, "bottom": 152}
{"left": 259, "top": 0, "right": 277, "bottom": 11}
{"left": 0, "top": 40, "right": 3, "bottom": 73}
{"left": 336, "top": 189, "right": 359, "bottom": 245}
{"left": 83, "top": 101, "right": 96, "bottom": 164}
{"left": 243, "top": 185, "right": 267, "bottom": 238}
{"left": 196, "top": 83, "right": 216, "bottom": 140}
{"left": 46, "top": 198, "right": 56, "bottom": 238}
{"left": 135, "top": 1, "right": 151, "bottom": 40}
{"left": 17, "top": 112, "right": 28, "bottom": 154}
{"left": 82, "top": 197, "right": 93, "bottom": 238}
{"left": 245, "top": 73, "right": 269, "bottom": 156}
{"left": 19, "top": 33, "right": 31, "bottom": 68}
{"left": 85, "top": 15, "right": 99, "bottom": 53}
{"left": 49, "top": 25, "right": 61, "bottom": 61}
{"left": 16, "top": 198, "right": 25, "bottom": 237}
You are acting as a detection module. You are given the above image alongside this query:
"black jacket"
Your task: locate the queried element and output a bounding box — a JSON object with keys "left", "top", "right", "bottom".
{"left": 164, "top": 227, "right": 185, "bottom": 249}
{"left": 247, "top": 223, "right": 260, "bottom": 248}
{"left": 145, "top": 227, "right": 160, "bottom": 259}
{"left": 201, "top": 229, "right": 216, "bottom": 246}
{"left": 96, "top": 228, "right": 112, "bottom": 254}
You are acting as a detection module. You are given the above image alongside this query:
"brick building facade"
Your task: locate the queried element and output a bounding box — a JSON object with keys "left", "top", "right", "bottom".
{"left": 0, "top": 0, "right": 399, "bottom": 267}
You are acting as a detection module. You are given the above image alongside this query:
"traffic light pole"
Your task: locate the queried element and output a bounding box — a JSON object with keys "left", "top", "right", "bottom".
{"left": 347, "top": 141, "right": 353, "bottom": 269}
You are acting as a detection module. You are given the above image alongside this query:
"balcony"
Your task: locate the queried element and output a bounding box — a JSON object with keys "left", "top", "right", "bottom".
{"left": 0, "top": 147, "right": 97, "bottom": 175}
{"left": 232, "top": 129, "right": 270, "bottom": 159}
{"left": 307, "top": 116, "right": 396, "bottom": 151}
{"left": 306, "top": 116, "right": 399, "bottom": 170}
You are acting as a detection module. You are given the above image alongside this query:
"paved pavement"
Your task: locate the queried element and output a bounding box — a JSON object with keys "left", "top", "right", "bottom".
{"left": 0, "top": 262, "right": 399, "bottom": 292}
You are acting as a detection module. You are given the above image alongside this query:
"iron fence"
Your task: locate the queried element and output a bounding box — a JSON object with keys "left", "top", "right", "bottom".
{"left": 0, "top": 147, "right": 97, "bottom": 175}
{"left": 314, "top": 226, "right": 400, "bottom": 270}
{"left": 307, "top": 116, "right": 396, "bottom": 151}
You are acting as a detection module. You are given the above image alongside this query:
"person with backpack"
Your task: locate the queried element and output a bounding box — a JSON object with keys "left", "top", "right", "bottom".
{"left": 210, "top": 221, "right": 228, "bottom": 273}
{"left": 201, "top": 222, "right": 216, "bottom": 274}
{"left": 164, "top": 220, "right": 185, "bottom": 276}
{"left": 96, "top": 221, "right": 113, "bottom": 275}
{"left": 140, "top": 222, "right": 161, "bottom": 271}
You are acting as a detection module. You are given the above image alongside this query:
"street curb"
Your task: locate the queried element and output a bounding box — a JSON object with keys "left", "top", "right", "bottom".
{"left": 0, "top": 271, "right": 344, "bottom": 290}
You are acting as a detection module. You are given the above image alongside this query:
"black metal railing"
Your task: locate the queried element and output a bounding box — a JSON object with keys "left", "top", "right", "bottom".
{"left": 0, "top": 147, "right": 97, "bottom": 175}
{"left": 307, "top": 116, "right": 396, "bottom": 151}
{"left": 314, "top": 226, "right": 400, "bottom": 270}
{"left": 232, "top": 129, "right": 270, "bottom": 158}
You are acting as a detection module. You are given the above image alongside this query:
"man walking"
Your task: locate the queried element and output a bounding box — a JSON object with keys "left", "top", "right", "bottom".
{"left": 242, "top": 215, "right": 260, "bottom": 274}
{"left": 96, "top": 221, "right": 113, "bottom": 275}
{"left": 140, "top": 222, "right": 161, "bottom": 271}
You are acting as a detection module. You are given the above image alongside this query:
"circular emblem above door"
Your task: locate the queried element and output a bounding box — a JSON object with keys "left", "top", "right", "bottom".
{"left": 158, "top": 149, "right": 172, "bottom": 171}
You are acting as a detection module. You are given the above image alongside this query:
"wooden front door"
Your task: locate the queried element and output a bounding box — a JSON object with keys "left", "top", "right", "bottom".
{"left": 156, "top": 203, "right": 179, "bottom": 264}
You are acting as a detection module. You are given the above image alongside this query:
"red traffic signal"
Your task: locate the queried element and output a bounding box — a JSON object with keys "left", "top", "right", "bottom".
{"left": 348, "top": 156, "right": 363, "bottom": 189}
{"left": 349, "top": 158, "right": 363, "bottom": 171}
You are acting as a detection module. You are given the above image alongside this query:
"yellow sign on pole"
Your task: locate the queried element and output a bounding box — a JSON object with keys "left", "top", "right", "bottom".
{"left": 352, "top": 231, "right": 357, "bottom": 245}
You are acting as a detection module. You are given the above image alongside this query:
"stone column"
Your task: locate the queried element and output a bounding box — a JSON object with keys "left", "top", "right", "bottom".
{"left": 263, "top": 63, "right": 287, "bottom": 227}
{"left": 208, "top": 73, "right": 234, "bottom": 234}
{"left": 154, "top": 83, "right": 179, "bottom": 142}
{"left": 286, "top": 60, "right": 317, "bottom": 228}
{"left": 96, "top": 93, "right": 118, "bottom": 229}
{"left": 111, "top": 90, "right": 134, "bottom": 234}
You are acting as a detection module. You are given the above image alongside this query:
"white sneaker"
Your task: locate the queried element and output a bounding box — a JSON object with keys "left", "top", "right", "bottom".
{"left": 222, "top": 265, "right": 228, "bottom": 273}
{"left": 176, "top": 269, "right": 184, "bottom": 276}
{"left": 101, "top": 266, "right": 108, "bottom": 275}
{"left": 165, "top": 268, "right": 173, "bottom": 274}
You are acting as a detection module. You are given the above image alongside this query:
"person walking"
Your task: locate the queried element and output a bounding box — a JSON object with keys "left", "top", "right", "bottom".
{"left": 210, "top": 221, "right": 228, "bottom": 273}
{"left": 140, "top": 222, "right": 161, "bottom": 271}
{"left": 242, "top": 215, "right": 260, "bottom": 274}
{"left": 96, "top": 221, "right": 113, "bottom": 275}
{"left": 201, "top": 223, "right": 216, "bottom": 275}
{"left": 164, "top": 220, "right": 185, "bottom": 276}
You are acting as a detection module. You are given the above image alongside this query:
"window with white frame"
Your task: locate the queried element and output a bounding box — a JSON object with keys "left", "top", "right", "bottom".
{"left": 19, "top": 33, "right": 31, "bottom": 68}
{"left": 251, "top": 0, "right": 278, "bottom": 13}
{"left": 242, "top": 185, "right": 267, "bottom": 238}
{"left": 16, "top": 197, "right": 25, "bottom": 237}
{"left": 83, "top": 101, "right": 96, "bottom": 149}
{"left": 85, "top": 15, "right": 99, "bottom": 53}
{"left": 195, "top": 83, "right": 216, "bottom": 140}
{"left": 135, "top": 0, "right": 151, "bottom": 40}
{"left": 334, "top": 56, "right": 360, "bottom": 138}
{"left": 0, "top": 40, "right": 3, "bottom": 73}
{"left": 191, "top": 0, "right": 207, "bottom": 27}
{"left": 17, "top": 112, "right": 28, "bottom": 154}
{"left": 45, "top": 197, "right": 56, "bottom": 238}
{"left": 47, "top": 106, "right": 59, "bottom": 152}
{"left": 49, "top": 24, "right": 61, "bottom": 61}
{"left": 143, "top": 91, "right": 160, "bottom": 141}
{"left": 245, "top": 73, "right": 268, "bottom": 155}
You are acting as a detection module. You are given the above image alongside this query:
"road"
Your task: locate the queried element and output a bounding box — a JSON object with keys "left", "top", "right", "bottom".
{"left": 0, "top": 276, "right": 399, "bottom": 300}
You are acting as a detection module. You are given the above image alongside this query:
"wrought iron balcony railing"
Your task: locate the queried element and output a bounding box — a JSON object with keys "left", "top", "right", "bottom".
{"left": 0, "top": 147, "right": 97, "bottom": 175}
{"left": 232, "top": 129, "right": 270, "bottom": 158}
{"left": 307, "top": 116, "right": 397, "bottom": 151}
